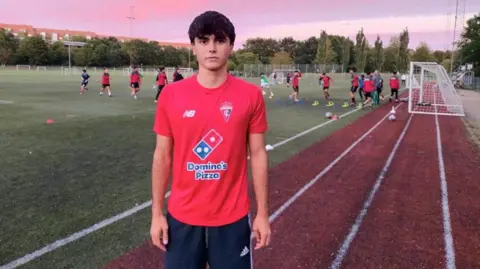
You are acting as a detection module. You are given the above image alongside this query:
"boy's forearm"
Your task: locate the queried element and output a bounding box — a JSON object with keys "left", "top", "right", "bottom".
{"left": 250, "top": 150, "right": 269, "bottom": 217}
{"left": 151, "top": 151, "right": 172, "bottom": 217}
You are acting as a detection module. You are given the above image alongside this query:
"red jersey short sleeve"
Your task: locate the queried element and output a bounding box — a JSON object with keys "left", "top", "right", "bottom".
{"left": 153, "top": 86, "right": 172, "bottom": 137}
{"left": 154, "top": 75, "right": 267, "bottom": 227}
{"left": 249, "top": 89, "right": 268, "bottom": 134}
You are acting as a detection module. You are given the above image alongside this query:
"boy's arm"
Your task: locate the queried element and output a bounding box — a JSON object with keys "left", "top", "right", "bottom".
{"left": 249, "top": 133, "right": 268, "bottom": 217}
{"left": 151, "top": 135, "right": 173, "bottom": 217}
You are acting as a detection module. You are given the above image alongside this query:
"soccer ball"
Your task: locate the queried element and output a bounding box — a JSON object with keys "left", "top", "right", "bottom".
{"left": 388, "top": 114, "right": 396, "bottom": 121}
{"left": 325, "top": 112, "right": 333, "bottom": 118}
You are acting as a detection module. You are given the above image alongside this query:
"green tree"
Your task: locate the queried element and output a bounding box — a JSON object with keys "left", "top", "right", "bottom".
{"left": 294, "top": 36, "right": 318, "bottom": 64}
{"left": 270, "top": 51, "right": 293, "bottom": 65}
{"left": 459, "top": 14, "right": 480, "bottom": 74}
{"left": 49, "top": 41, "right": 67, "bottom": 65}
{"left": 354, "top": 28, "right": 367, "bottom": 72}
{"left": 315, "top": 31, "right": 336, "bottom": 66}
{"left": 0, "top": 29, "right": 19, "bottom": 64}
{"left": 243, "top": 38, "right": 279, "bottom": 64}
{"left": 16, "top": 36, "right": 50, "bottom": 65}
{"left": 398, "top": 28, "right": 410, "bottom": 72}
{"left": 411, "top": 42, "right": 435, "bottom": 62}
{"left": 372, "top": 35, "right": 384, "bottom": 71}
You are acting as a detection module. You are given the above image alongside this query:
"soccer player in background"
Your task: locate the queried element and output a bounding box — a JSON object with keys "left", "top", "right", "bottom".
{"left": 320, "top": 72, "right": 332, "bottom": 102}
{"left": 373, "top": 70, "right": 384, "bottom": 104}
{"left": 260, "top": 72, "right": 274, "bottom": 98}
{"left": 151, "top": 10, "right": 271, "bottom": 269}
{"left": 155, "top": 67, "right": 168, "bottom": 103}
{"left": 359, "top": 72, "right": 374, "bottom": 109}
{"left": 99, "top": 68, "right": 112, "bottom": 97}
{"left": 389, "top": 71, "right": 400, "bottom": 102}
{"left": 358, "top": 74, "right": 365, "bottom": 101}
{"left": 286, "top": 72, "right": 291, "bottom": 87}
{"left": 130, "top": 66, "right": 142, "bottom": 100}
{"left": 289, "top": 70, "right": 301, "bottom": 102}
{"left": 349, "top": 69, "right": 359, "bottom": 105}
{"left": 80, "top": 69, "right": 90, "bottom": 94}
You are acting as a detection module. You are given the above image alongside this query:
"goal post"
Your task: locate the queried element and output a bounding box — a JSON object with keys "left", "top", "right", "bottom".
{"left": 408, "top": 61, "right": 465, "bottom": 116}
{"left": 271, "top": 69, "right": 297, "bottom": 84}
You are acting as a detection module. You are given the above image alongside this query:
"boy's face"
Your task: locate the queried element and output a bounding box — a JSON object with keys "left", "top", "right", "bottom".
{"left": 192, "top": 34, "right": 233, "bottom": 71}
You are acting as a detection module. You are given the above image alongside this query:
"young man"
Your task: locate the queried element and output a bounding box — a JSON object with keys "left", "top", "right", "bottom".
{"left": 349, "top": 69, "right": 359, "bottom": 105}
{"left": 260, "top": 72, "right": 273, "bottom": 98}
{"left": 389, "top": 71, "right": 400, "bottom": 102}
{"left": 359, "top": 72, "right": 374, "bottom": 109}
{"left": 373, "top": 70, "right": 384, "bottom": 104}
{"left": 288, "top": 70, "right": 301, "bottom": 102}
{"left": 130, "top": 66, "right": 142, "bottom": 99}
{"left": 320, "top": 72, "right": 332, "bottom": 102}
{"left": 358, "top": 74, "right": 365, "bottom": 101}
{"left": 151, "top": 10, "right": 271, "bottom": 269}
{"left": 80, "top": 69, "right": 90, "bottom": 94}
{"left": 155, "top": 67, "right": 168, "bottom": 103}
{"left": 100, "top": 68, "right": 112, "bottom": 97}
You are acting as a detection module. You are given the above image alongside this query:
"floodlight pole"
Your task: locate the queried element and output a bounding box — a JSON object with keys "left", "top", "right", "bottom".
{"left": 127, "top": 5, "right": 135, "bottom": 67}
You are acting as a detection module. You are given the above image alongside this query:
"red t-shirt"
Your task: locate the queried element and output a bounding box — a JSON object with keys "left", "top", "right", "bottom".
{"left": 153, "top": 74, "right": 268, "bottom": 226}
{"left": 363, "top": 76, "right": 374, "bottom": 92}
{"left": 157, "top": 72, "right": 167, "bottom": 86}
{"left": 352, "top": 75, "right": 359, "bottom": 87}
{"left": 102, "top": 73, "right": 110, "bottom": 84}
{"left": 389, "top": 76, "right": 400, "bottom": 89}
{"left": 292, "top": 73, "right": 301, "bottom": 87}
{"left": 130, "top": 72, "right": 140, "bottom": 83}
{"left": 322, "top": 76, "right": 331, "bottom": 87}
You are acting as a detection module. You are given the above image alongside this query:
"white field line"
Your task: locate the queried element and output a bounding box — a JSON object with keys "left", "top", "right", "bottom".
{"left": 267, "top": 102, "right": 404, "bottom": 224}
{"left": 329, "top": 113, "right": 414, "bottom": 269}
{"left": 434, "top": 95, "right": 456, "bottom": 269}
{"left": 0, "top": 100, "right": 14, "bottom": 104}
{"left": 0, "top": 100, "right": 401, "bottom": 269}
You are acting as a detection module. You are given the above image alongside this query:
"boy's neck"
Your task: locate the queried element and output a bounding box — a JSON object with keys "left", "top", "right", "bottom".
{"left": 197, "top": 66, "right": 229, "bottom": 89}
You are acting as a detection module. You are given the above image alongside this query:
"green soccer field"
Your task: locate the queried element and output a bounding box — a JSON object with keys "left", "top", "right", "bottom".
{"left": 0, "top": 69, "right": 378, "bottom": 268}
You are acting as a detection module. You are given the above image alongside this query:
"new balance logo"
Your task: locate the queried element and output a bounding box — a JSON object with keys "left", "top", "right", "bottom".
{"left": 183, "top": 110, "right": 195, "bottom": 118}
{"left": 240, "top": 246, "right": 249, "bottom": 257}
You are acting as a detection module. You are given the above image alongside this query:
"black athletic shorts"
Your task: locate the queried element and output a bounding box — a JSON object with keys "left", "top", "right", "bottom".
{"left": 293, "top": 85, "right": 299, "bottom": 92}
{"left": 391, "top": 88, "right": 399, "bottom": 92}
{"left": 81, "top": 81, "right": 88, "bottom": 86}
{"left": 376, "top": 87, "right": 383, "bottom": 93}
{"left": 323, "top": 87, "right": 329, "bottom": 91}
{"left": 101, "top": 84, "right": 110, "bottom": 88}
{"left": 164, "top": 213, "right": 252, "bottom": 269}
{"left": 130, "top": 82, "right": 140, "bottom": 88}
{"left": 350, "top": 86, "right": 358, "bottom": 92}
{"left": 364, "top": 91, "right": 372, "bottom": 98}
{"left": 158, "top": 85, "right": 165, "bottom": 93}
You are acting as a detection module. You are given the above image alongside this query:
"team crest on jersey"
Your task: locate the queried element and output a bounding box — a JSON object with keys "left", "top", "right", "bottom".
{"left": 219, "top": 102, "right": 233, "bottom": 122}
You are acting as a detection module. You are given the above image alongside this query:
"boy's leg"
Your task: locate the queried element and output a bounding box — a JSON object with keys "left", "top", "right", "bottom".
{"left": 164, "top": 213, "right": 208, "bottom": 269}
{"left": 207, "top": 214, "right": 252, "bottom": 269}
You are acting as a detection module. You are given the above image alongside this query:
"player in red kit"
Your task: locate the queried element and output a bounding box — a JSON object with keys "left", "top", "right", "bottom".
{"left": 130, "top": 66, "right": 142, "bottom": 100}
{"left": 288, "top": 70, "right": 301, "bottom": 102}
{"left": 320, "top": 72, "right": 333, "bottom": 102}
{"left": 349, "top": 69, "right": 359, "bottom": 105}
{"left": 359, "top": 72, "right": 374, "bottom": 109}
{"left": 99, "top": 68, "right": 112, "bottom": 97}
{"left": 389, "top": 71, "right": 400, "bottom": 102}
{"left": 155, "top": 67, "right": 168, "bottom": 103}
{"left": 151, "top": 11, "right": 271, "bottom": 269}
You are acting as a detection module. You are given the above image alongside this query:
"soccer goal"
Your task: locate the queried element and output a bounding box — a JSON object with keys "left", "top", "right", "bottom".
{"left": 16, "top": 65, "right": 31, "bottom": 71}
{"left": 165, "top": 67, "right": 194, "bottom": 79}
{"left": 408, "top": 62, "right": 465, "bottom": 116}
{"left": 272, "top": 69, "right": 296, "bottom": 84}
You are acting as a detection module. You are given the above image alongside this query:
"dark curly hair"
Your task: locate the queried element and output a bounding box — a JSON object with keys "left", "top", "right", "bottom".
{"left": 188, "top": 11, "right": 235, "bottom": 45}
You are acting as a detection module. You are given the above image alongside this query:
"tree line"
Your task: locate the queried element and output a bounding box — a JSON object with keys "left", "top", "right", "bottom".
{"left": 0, "top": 13, "right": 478, "bottom": 74}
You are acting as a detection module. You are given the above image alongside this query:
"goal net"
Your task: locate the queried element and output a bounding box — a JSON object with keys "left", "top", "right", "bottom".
{"left": 408, "top": 62, "right": 465, "bottom": 116}
{"left": 165, "top": 67, "right": 194, "bottom": 79}
{"left": 272, "top": 69, "right": 297, "bottom": 84}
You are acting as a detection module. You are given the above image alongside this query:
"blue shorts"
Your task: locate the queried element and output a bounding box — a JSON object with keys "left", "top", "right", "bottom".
{"left": 164, "top": 213, "right": 252, "bottom": 269}
{"left": 81, "top": 80, "right": 88, "bottom": 86}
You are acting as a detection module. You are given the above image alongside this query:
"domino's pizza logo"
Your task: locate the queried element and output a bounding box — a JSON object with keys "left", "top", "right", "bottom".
{"left": 193, "top": 129, "right": 223, "bottom": 160}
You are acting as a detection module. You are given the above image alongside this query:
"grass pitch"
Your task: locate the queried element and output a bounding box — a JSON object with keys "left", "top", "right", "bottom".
{"left": 0, "top": 69, "right": 376, "bottom": 268}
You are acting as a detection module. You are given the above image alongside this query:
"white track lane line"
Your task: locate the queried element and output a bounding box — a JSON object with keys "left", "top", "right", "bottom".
{"left": 329, "top": 113, "right": 413, "bottom": 269}
{"left": 1, "top": 102, "right": 403, "bottom": 269}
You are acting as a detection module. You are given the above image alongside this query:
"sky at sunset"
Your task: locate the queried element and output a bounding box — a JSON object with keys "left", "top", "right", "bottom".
{"left": 0, "top": 0, "right": 478, "bottom": 50}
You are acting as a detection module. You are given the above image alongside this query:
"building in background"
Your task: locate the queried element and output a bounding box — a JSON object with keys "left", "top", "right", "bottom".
{"left": 0, "top": 23, "right": 190, "bottom": 49}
